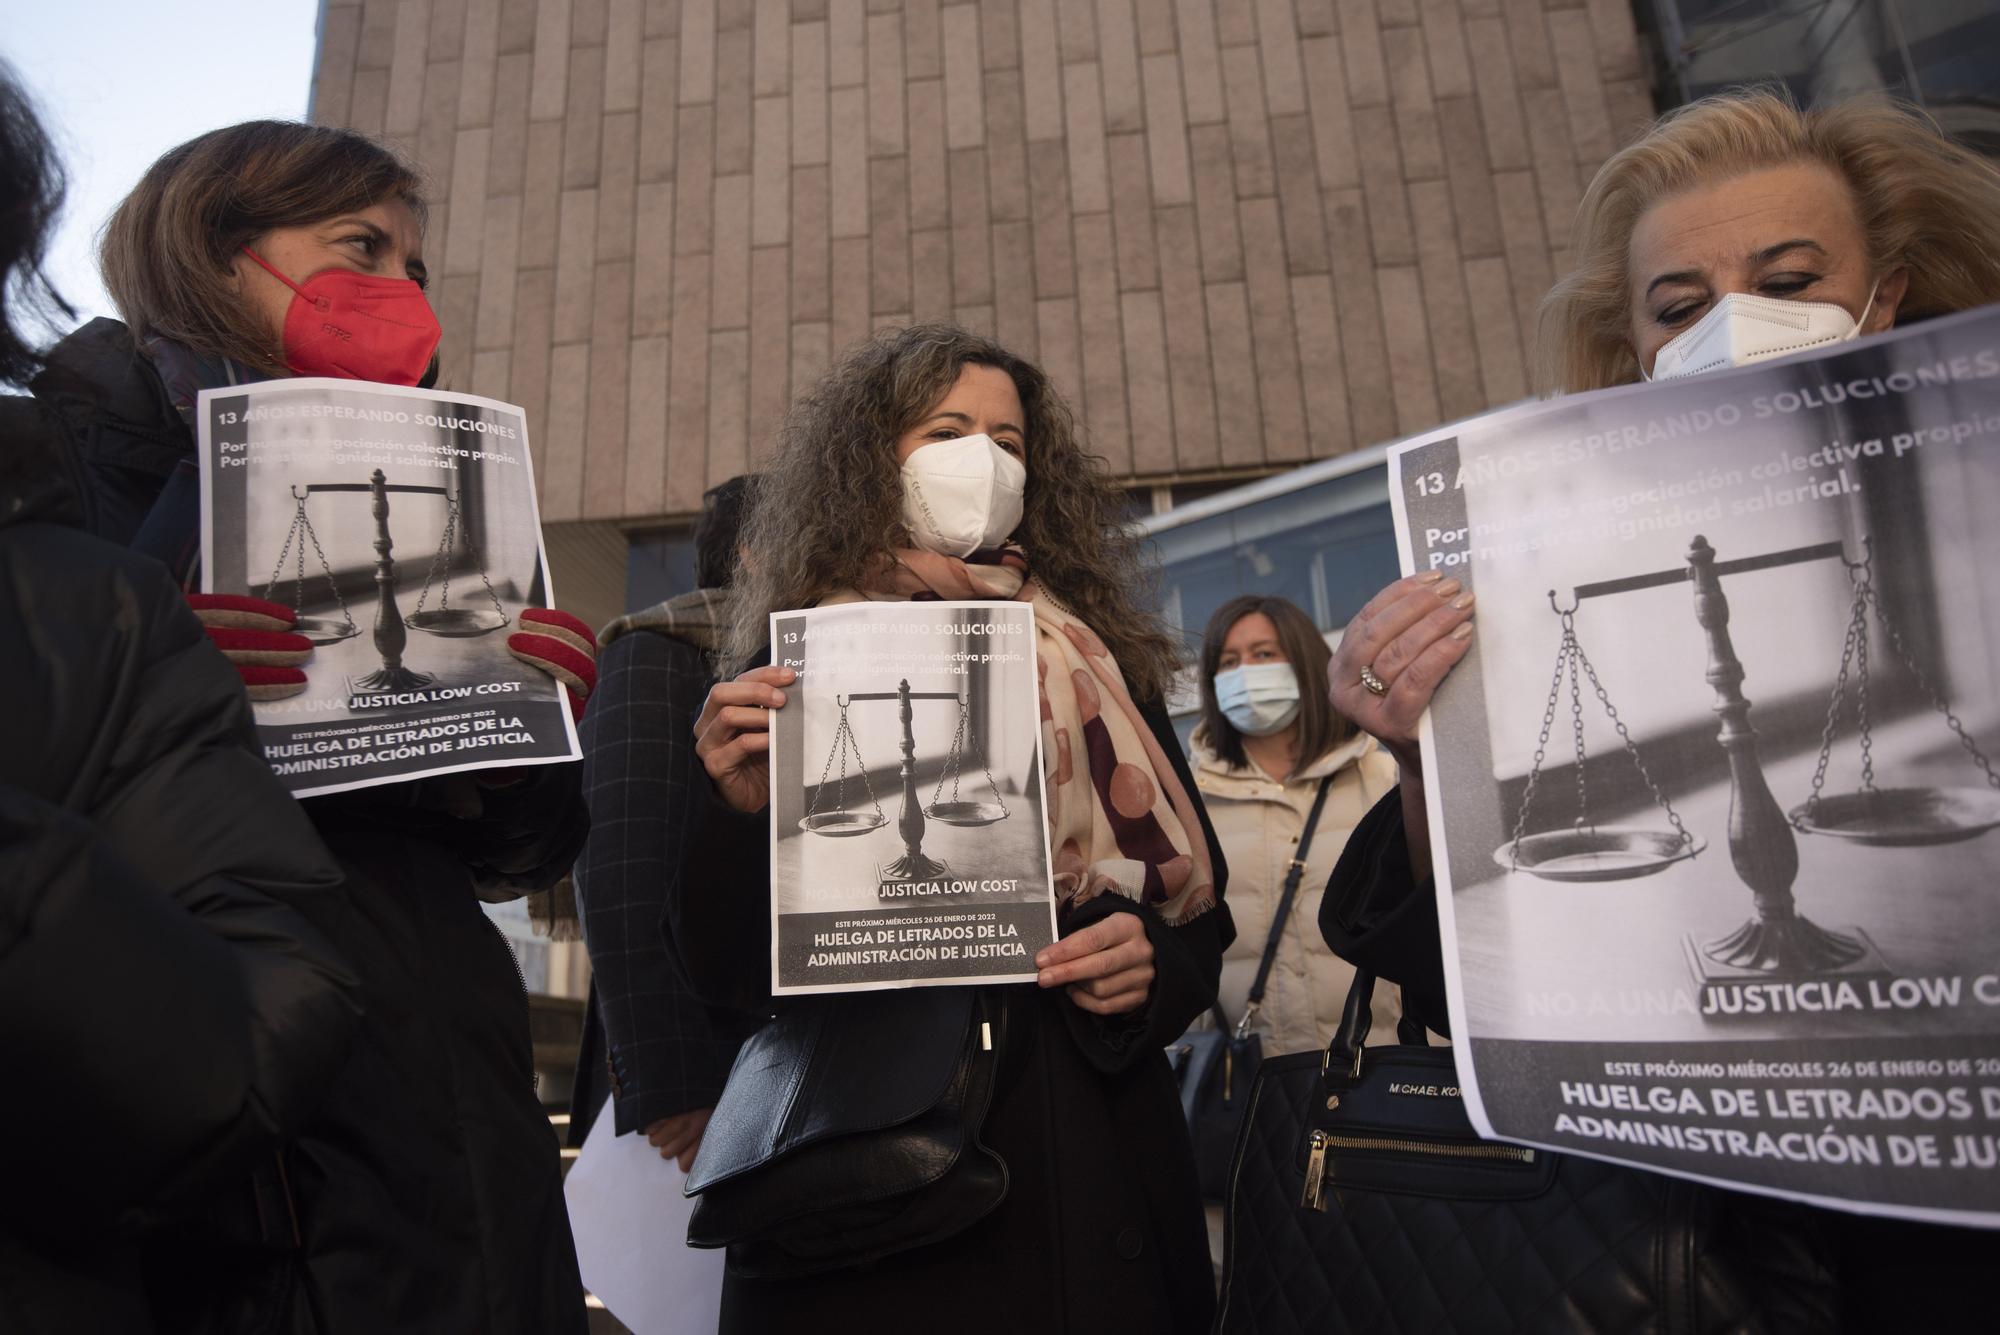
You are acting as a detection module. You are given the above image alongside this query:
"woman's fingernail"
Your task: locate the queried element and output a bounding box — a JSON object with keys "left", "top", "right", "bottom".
{"left": 1415, "top": 571, "right": 1444, "bottom": 584}
{"left": 1435, "top": 578, "right": 1463, "bottom": 598}
{"left": 771, "top": 690, "right": 787, "bottom": 705}
{"left": 1452, "top": 592, "right": 1475, "bottom": 610}
{"left": 1452, "top": 622, "right": 1475, "bottom": 640}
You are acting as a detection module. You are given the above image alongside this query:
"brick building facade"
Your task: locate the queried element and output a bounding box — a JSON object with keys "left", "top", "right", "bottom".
{"left": 309, "top": 0, "right": 1654, "bottom": 621}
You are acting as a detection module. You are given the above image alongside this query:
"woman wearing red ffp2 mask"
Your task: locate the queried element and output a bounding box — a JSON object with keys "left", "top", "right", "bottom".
{"left": 235, "top": 243, "right": 441, "bottom": 384}
{"left": 22, "top": 121, "right": 592, "bottom": 1335}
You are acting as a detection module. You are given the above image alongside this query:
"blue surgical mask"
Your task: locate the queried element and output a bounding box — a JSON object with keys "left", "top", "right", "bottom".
{"left": 1214, "top": 663, "right": 1301, "bottom": 737}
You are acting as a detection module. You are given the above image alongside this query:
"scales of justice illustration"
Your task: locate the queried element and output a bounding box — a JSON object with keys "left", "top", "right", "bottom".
{"left": 1496, "top": 533, "right": 2000, "bottom": 999}
{"left": 260, "top": 467, "right": 510, "bottom": 695}
{"left": 801, "top": 679, "right": 1010, "bottom": 894}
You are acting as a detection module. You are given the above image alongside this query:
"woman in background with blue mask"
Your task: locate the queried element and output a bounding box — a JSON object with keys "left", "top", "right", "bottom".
{"left": 1186, "top": 595, "right": 1400, "bottom": 1266}
{"left": 1193, "top": 595, "right": 1400, "bottom": 1061}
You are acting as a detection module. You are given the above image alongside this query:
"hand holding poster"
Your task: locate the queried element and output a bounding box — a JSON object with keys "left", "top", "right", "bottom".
{"left": 1391, "top": 306, "right": 2000, "bottom": 1227}
{"left": 198, "top": 378, "right": 581, "bottom": 797}
{"left": 768, "top": 601, "right": 1057, "bottom": 996}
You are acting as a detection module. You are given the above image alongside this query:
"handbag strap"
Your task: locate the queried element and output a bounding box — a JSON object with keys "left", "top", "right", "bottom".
{"left": 1324, "top": 967, "right": 1431, "bottom": 1079}
{"left": 1236, "top": 773, "right": 1336, "bottom": 1039}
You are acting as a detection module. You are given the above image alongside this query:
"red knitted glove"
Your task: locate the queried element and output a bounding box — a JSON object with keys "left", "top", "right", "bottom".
{"left": 507, "top": 608, "right": 597, "bottom": 720}
{"left": 186, "top": 594, "right": 313, "bottom": 702}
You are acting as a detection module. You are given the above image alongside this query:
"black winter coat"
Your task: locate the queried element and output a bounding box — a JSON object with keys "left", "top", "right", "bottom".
{"left": 28, "top": 320, "right": 590, "bottom": 1335}
{"left": 0, "top": 399, "right": 361, "bottom": 1333}
{"left": 1323, "top": 788, "right": 2000, "bottom": 1328}
{"left": 668, "top": 669, "right": 1232, "bottom": 1335}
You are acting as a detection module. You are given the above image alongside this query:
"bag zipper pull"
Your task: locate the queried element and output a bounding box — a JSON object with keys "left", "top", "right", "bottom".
{"left": 980, "top": 1021, "right": 993, "bottom": 1051}
{"left": 1300, "top": 1130, "right": 1330, "bottom": 1212}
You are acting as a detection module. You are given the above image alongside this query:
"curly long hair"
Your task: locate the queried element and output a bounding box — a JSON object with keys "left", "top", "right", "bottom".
{"left": 726, "top": 323, "right": 1181, "bottom": 702}
{"left": 1536, "top": 88, "right": 2000, "bottom": 394}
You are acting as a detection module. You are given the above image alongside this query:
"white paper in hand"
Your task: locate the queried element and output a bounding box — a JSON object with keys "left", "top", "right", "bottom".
{"left": 564, "top": 1100, "right": 725, "bottom": 1334}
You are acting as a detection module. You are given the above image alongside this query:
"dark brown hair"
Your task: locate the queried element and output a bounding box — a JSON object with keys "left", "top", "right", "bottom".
{"left": 695, "top": 474, "right": 760, "bottom": 590}
{"left": 1192, "top": 594, "right": 1352, "bottom": 777}
{"left": 0, "top": 65, "right": 71, "bottom": 385}
{"left": 100, "top": 120, "right": 425, "bottom": 372}
{"left": 727, "top": 323, "right": 1181, "bottom": 702}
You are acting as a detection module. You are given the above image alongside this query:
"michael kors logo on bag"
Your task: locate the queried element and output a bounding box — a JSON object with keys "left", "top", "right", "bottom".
{"left": 1388, "top": 1082, "right": 1459, "bottom": 1098}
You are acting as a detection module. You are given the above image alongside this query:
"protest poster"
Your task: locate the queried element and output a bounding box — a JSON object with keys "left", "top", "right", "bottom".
{"left": 1390, "top": 305, "right": 2000, "bottom": 1226}
{"left": 768, "top": 600, "right": 1057, "bottom": 996}
{"left": 199, "top": 378, "right": 581, "bottom": 798}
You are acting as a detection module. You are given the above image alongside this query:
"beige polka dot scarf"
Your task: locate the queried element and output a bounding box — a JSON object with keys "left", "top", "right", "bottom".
{"left": 847, "top": 548, "right": 1218, "bottom": 929}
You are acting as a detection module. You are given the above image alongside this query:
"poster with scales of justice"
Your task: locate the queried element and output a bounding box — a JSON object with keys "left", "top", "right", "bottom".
{"left": 1390, "top": 306, "right": 2000, "bottom": 1226}
{"left": 768, "top": 600, "right": 1058, "bottom": 996}
{"left": 198, "top": 378, "right": 581, "bottom": 799}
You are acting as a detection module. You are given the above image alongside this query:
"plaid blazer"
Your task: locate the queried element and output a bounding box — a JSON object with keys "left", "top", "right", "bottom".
{"left": 573, "top": 629, "right": 753, "bottom": 1134}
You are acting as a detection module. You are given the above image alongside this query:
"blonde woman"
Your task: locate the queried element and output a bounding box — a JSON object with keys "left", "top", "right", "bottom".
{"left": 1330, "top": 86, "right": 2000, "bottom": 1017}
{"left": 1324, "top": 89, "right": 2000, "bottom": 1324}
{"left": 673, "top": 324, "right": 1230, "bottom": 1333}
{"left": 1537, "top": 89, "right": 2000, "bottom": 394}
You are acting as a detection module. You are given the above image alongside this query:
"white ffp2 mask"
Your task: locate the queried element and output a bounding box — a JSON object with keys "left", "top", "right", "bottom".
{"left": 1214, "top": 663, "right": 1302, "bottom": 737}
{"left": 1647, "top": 285, "right": 1878, "bottom": 382}
{"left": 900, "top": 433, "right": 1027, "bottom": 558}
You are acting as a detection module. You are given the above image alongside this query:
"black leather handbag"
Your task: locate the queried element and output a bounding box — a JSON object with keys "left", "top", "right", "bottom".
{"left": 1217, "top": 970, "right": 1839, "bottom": 1333}
{"left": 683, "top": 986, "right": 1008, "bottom": 1278}
{"left": 1171, "top": 1000, "right": 1252, "bottom": 1200}
{"left": 1173, "top": 775, "right": 1335, "bottom": 1200}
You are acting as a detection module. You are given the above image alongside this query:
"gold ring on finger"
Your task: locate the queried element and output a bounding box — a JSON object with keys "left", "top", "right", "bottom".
{"left": 1359, "top": 663, "right": 1390, "bottom": 696}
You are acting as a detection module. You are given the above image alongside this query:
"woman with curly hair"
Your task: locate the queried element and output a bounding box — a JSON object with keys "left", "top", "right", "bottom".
{"left": 668, "top": 323, "right": 1231, "bottom": 1332}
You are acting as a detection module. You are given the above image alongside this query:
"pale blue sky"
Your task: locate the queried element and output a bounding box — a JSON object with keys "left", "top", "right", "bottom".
{"left": 9, "top": 0, "right": 322, "bottom": 326}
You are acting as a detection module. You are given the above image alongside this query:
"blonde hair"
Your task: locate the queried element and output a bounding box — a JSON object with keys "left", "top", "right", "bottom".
{"left": 1536, "top": 89, "right": 2000, "bottom": 395}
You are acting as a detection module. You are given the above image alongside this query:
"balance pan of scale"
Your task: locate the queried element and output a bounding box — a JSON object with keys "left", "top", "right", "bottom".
{"left": 261, "top": 471, "right": 510, "bottom": 693}
{"left": 1490, "top": 535, "right": 2000, "bottom": 1001}
{"left": 800, "top": 680, "right": 1010, "bottom": 893}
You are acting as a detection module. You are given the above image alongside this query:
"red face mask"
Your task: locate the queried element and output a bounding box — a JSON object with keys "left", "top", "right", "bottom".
{"left": 241, "top": 247, "right": 442, "bottom": 385}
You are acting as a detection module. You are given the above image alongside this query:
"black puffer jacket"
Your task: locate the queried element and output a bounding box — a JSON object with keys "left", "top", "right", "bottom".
{"left": 0, "top": 396, "right": 362, "bottom": 1332}
{"left": 27, "top": 320, "right": 590, "bottom": 1335}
